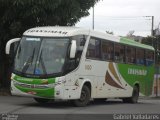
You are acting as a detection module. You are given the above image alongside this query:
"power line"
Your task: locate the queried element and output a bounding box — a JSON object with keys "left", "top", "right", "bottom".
{"left": 97, "top": 16, "right": 152, "bottom": 20}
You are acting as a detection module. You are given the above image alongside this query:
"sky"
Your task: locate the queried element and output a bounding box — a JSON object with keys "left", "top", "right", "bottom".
{"left": 76, "top": 0, "right": 160, "bottom": 37}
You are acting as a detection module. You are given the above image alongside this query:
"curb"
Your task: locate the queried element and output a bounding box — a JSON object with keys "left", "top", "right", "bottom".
{"left": 139, "top": 96, "right": 160, "bottom": 100}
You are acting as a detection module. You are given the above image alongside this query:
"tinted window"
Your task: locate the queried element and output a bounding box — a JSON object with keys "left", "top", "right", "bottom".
{"left": 72, "top": 35, "right": 87, "bottom": 67}
{"left": 126, "top": 47, "right": 136, "bottom": 64}
{"left": 136, "top": 48, "right": 145, "bottom": 65}
{"left": 102, "top": 41, "right": 113, "bottom": 61}
{"left": 114, "top": 44, "right": 125, "bottom": 63}
{"left": 146, "top": 50, "right": 154, "bottom": 66}
{"left": 86, "top": 38, "right": 101, "bottom": 59}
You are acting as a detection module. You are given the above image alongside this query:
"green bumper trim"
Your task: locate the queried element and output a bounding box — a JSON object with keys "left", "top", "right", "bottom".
{"left": 13, "top": 75, "right": 55, "bottom": 84}
{"left": 15, "top": 85, "right": 54, "bottom": 98}
{"left": 13, "top": 75, "right": 56, "bottom": 98}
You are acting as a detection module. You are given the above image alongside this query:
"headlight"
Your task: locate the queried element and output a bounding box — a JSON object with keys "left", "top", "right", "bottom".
{"left": 55, "top": 77, "right": 66, "bottom": 85}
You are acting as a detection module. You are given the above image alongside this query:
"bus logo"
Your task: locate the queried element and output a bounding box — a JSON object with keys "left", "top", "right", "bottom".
{"left": 128, "top": 68, "right": 147, "bottom": 76}
{"left": 85, "top": 65, "right": 92, "bottom": 70}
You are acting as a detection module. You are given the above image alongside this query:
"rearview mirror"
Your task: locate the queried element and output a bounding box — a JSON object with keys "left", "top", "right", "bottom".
{"left": 70, "top": 40, "right": 77, "bottom": 58}
{"left": 6, "top": 38, "right": 20, "bottom": 54}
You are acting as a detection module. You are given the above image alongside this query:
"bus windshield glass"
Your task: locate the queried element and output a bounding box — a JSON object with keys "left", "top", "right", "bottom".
{"left": 14, "top": 36, "right": 69, "bottom": 77}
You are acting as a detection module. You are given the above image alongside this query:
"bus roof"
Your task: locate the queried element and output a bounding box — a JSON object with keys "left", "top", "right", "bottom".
{"left": 23, "top": 26, "right": 154, "bottom": 51}
{"left": 23, "top": 26, "right": 90, "bottom": 37}
{"left": 120, "top": 37, "right": 154, "bottom": 51}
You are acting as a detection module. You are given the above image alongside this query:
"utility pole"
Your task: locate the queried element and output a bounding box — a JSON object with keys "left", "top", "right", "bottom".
{"left": 158, "top": 22, "right": 160, "bottom": 35}
{"left": 92, "top": 6, "right": 94, "bottom": 30}
{"left": 145, "top": 16, "right": 158, "bottom": 97}
{"left": 144, "top": 16, "right": 154, "bottom": 36}
{"left": 152, "top": 16, "right": 159, "bottom": 97}
{"left": 151, "top": 16, "right": 154, "bottom": 36}
{"left": 151, "top": 16, "right": 159, "bottom": 97}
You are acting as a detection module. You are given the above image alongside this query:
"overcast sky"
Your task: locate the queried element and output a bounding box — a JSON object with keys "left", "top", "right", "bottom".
{"left": 76, "top": 0, "right": 160, "bottom": 37}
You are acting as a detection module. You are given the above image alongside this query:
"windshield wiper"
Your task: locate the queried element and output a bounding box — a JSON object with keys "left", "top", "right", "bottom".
{"left": 21, "top": 48, "right": 35, "bottom": 73}
{"left": 35, "top": 50, "right": 47, "bottom": 76}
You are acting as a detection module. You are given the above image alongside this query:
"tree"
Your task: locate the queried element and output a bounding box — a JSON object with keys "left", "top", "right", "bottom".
{"left": 0, "top": 0, "right": 100, "bottom": 90}
{"left": 142, "top": 35, "right": 160, "bottom": 65}
{"left": 141, "top": 36, "right": 154, "bottom": 46}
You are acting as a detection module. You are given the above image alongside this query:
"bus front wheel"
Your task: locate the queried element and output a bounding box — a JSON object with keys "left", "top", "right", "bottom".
{"left": 122, "top": 85, "right": 139, "bottom": 103}
{"left": 73, "top": 85, "right": 91, "bottom": 107}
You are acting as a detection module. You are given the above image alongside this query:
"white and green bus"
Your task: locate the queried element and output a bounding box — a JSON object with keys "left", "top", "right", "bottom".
{"left": 6, "top": 27, "right": 155, "bottom": 106}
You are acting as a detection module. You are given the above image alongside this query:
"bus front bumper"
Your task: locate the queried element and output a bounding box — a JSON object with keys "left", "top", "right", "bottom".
{"left": 11, "top": 80, "right": 64, "bottom": 99}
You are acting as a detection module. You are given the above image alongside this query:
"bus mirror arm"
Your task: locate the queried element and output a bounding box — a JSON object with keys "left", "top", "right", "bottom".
{"left": 70, "top": 40, "right": 77, "bottom": 59}
{"left": 6, "top": 38, "right": 21, "bottom": 54}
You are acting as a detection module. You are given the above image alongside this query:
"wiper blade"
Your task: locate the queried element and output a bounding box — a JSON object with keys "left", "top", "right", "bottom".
{"left": 22, "top": 48, "right": 35, "bottom": 73}
{"left": 39, "top": 51, "right": 47, "bottom": 75}
{"left": 35, "top": 50, "right": 47, "bottom": 75}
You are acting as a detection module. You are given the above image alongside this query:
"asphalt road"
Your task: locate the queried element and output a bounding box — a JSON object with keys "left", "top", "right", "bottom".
{"left": 0, "top": 96, "right": 160, "bottom": 120}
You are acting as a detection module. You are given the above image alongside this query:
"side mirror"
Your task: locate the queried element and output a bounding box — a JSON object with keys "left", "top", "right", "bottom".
{"left": 70, "top": 40, "right": 77, "bottom": 58}
{"left": 6, "top": 38, "right": 20, "bottom": 54}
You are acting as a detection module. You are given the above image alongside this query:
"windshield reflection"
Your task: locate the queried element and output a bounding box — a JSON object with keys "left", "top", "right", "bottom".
{"left": 14, "top": 36, "right": 69, "bottom": 77}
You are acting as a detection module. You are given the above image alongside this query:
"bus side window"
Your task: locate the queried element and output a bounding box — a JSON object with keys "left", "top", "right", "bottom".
{"left": 86, "top": 38, "right": 101, "bottom": 59}
{"left": 114, "top": 44, "right": 125, "bottom": 63}
{"left": 136, "top": 48, "right": 145, "bottom": 65}
{"left": 126, "top": 47, "right": 136, "bottom": 64}
{"left": 101, "top": 41, "right": 113, "bottom": 61}
{"left": 72, "top": 35, "right": 87, "bottom": 66}
{"left": 146, "top": 50, "right": 154, "bottom": 66}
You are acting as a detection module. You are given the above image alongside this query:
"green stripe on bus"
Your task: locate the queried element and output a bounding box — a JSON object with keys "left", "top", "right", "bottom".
{"left": 13, "top": 75, "right": 56, "bottom": 85}
{"left": 15, "top": 85, "right": 54, "bottom": 98}
{"left": 120, "top": 37, "right": 154, "bottom": 50}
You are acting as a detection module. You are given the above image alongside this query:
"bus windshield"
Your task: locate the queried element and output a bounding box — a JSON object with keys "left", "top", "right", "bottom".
{"left": 14, "top": 36, "right": 69, "bottom": 77}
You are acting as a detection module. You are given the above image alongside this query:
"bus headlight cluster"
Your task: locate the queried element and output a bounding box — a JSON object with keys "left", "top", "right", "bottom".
{"left": 55, "top": 77, "right": 66, "bottom": 85}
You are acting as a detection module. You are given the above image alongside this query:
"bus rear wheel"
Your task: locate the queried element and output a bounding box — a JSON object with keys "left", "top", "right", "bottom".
{"left": 73, "top": 85, "right": 91, "bottom": 107}
{"left": 122, "top": 85, "right": 139, "bottom": 103}
{"left": 34, "top": 98, "right": 50, "bottom": 104}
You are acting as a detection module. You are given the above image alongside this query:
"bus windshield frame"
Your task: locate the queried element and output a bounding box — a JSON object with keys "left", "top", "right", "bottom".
{"left": 13, "top": 36, "right": 71, "bottom": 78}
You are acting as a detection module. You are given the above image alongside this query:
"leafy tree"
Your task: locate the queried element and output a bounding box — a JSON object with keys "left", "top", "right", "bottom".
{"left": 0, "top": 0, "right": 100, "bottom": 90}
{"left": 141, "top": 36, "right": 154, "bottom": 46}
{"left": 142, "top": 35, "right": 160, "bottom": 65}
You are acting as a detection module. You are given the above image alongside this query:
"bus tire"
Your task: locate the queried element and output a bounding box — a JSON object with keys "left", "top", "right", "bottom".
{"left": 34, "top": 98, "right": 50, "bottom": 104}
{"left": 73, "top": 85, "right": 91, "bottom": 107}
{"left": 122, "top": 85, "right": 139, "bottom": 103}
